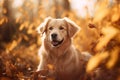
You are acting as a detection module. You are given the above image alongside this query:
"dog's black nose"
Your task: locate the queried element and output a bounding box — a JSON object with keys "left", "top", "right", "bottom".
{"left": 51, "top": 33, "right": 57, "bottom": 39}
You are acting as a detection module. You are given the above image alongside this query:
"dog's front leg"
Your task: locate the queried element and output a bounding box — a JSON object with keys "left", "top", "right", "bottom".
{"left": 34, "top": 55, "right": 49, "bottom": 80}
{"left": 37, "top": 54, "right": 48, "bottom": 71}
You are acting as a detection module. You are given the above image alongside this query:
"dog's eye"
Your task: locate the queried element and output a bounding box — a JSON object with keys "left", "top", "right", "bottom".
{"left": 49, "top": 27, "right": 53, "bottom": 30}
{"left": 59, "top": 26, "right": 64, "bottom": 30}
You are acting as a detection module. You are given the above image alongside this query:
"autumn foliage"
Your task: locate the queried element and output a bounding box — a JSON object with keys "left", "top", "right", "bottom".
{"left": 0, "top": 0, "right": 120, "bottom": 80}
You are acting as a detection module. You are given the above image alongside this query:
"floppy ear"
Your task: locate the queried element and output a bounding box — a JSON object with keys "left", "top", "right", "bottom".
{"left": 37, "top": 17, "right": 52, "bottom": 35}
{"left": 64, "top": 17, "right": 80, "bottom": 37}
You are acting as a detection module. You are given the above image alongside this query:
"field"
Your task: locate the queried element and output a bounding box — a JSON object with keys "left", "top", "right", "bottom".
{"left": 0, "top": 0, "right": 120, "bottom": 80}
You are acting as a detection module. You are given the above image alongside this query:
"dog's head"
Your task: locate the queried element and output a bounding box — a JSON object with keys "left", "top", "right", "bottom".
{"left": 37, "top": 17, "right": 80, "bottom": 47}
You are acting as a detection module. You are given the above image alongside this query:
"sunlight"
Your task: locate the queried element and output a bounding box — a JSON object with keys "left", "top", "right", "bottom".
{"left": 70, "top": 0, "right": 97, "bottom": 18}
{"left": 12, "top": 0, "right": 24, "bottom": 8}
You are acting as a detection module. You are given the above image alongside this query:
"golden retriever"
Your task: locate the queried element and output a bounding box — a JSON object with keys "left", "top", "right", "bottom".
{"left": 37, "top": 17, "right": 91, "bottom": 80}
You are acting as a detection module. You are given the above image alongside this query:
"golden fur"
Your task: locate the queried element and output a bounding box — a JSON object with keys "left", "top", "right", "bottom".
{"left": 37, "top": 17, "right": 91, "bottom": 80}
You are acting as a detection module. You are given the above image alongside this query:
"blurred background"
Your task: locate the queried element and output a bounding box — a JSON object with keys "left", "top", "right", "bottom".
{"left": 0, "top": 0, "right": 120, "bottom": 80}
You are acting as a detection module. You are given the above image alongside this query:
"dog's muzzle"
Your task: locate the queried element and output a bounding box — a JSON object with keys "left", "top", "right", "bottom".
{"left": 51, "top": 33, "right": 64, "bottom": 47}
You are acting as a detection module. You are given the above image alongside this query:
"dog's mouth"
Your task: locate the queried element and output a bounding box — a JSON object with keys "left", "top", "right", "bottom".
{"left": 51, "top": 39, "right": 64, "bottom": 47}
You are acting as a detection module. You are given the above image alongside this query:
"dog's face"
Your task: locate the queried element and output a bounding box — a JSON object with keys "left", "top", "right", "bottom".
{"left": 37, "top": 17, "right": 80, "bottom": 47}
{"left": 47, "top": 19, "right": 68, "bottom": 46}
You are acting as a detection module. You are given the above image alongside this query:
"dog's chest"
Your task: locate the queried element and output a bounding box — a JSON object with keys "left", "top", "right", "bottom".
{"left": 46, "top": 56, "right": 84, "bottom": 79}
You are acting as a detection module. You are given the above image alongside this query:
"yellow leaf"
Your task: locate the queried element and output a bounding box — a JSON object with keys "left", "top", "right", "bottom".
{"left": 37, "top": 36, "right": 42, "bottom": 46}
{"left": 29, "top": 44, "right": 36, "bottom": 51}
{"left": 111, "top": 13, "right": 120, "bottom": 22}
{"left": 93, "top": 8, "right": 109, "bottom": 23}
{"left": 19, "top": 24, "right": 25, "bottom": 31}
{"left": 87, "top": 52, "right": 109, "bottom": 72}
{"left": 6, "top": 40, "right": 18, "bottom": 52}
{"left": 27, "top": 29, "right": 33, "bottom": 34}
{"left": 106, "top": 47, "right": 119, "bottom": 69}
{"left": 93, "top": 0, "right": 110, "bottom": 23}
{"left": 27, "top": 24, "right": 34, "bottom": 34}
{"left": 16, "top": 17, "right": 21, "bottom": 23}
{"left": 95, "top": 26, "right": 119, "bottom": 51}
{"left": 3, "top": 8, "right": 7, "bottom": 14}
{"left": 0, "top": 18, "right": 5, "bottom": 25}
{"left": 24, "top": 21, "right": 29, "bottom": 27}
{"left": 23, "top": 35, "right": 29, "bottom": 41}
{"left": 47, "top": 64, "right": 54, "bottom": 70}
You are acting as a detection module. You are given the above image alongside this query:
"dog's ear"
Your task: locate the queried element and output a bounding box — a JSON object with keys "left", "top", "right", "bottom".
{"left": 37, "top": 17, "right": 52, "bottom": 35}
{"left": 64, "top": 17, "right": 80, "bottom": 37}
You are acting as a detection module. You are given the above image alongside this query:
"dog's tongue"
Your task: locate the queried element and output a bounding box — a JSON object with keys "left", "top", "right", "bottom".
{"left": 52, "top": 41, "right": 59, "bottom": 46}
{"left": 51, "top": 39, "right": 63, "bottom": 46}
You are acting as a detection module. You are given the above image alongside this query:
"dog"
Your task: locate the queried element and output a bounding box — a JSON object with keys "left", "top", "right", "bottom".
{"left": 37, "top": 17, "right": 91, "bottom": 80}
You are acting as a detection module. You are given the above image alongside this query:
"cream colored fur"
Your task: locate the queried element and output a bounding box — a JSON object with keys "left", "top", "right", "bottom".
{"left": 37, "top": 17, "right": 91, "bottom": 80}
